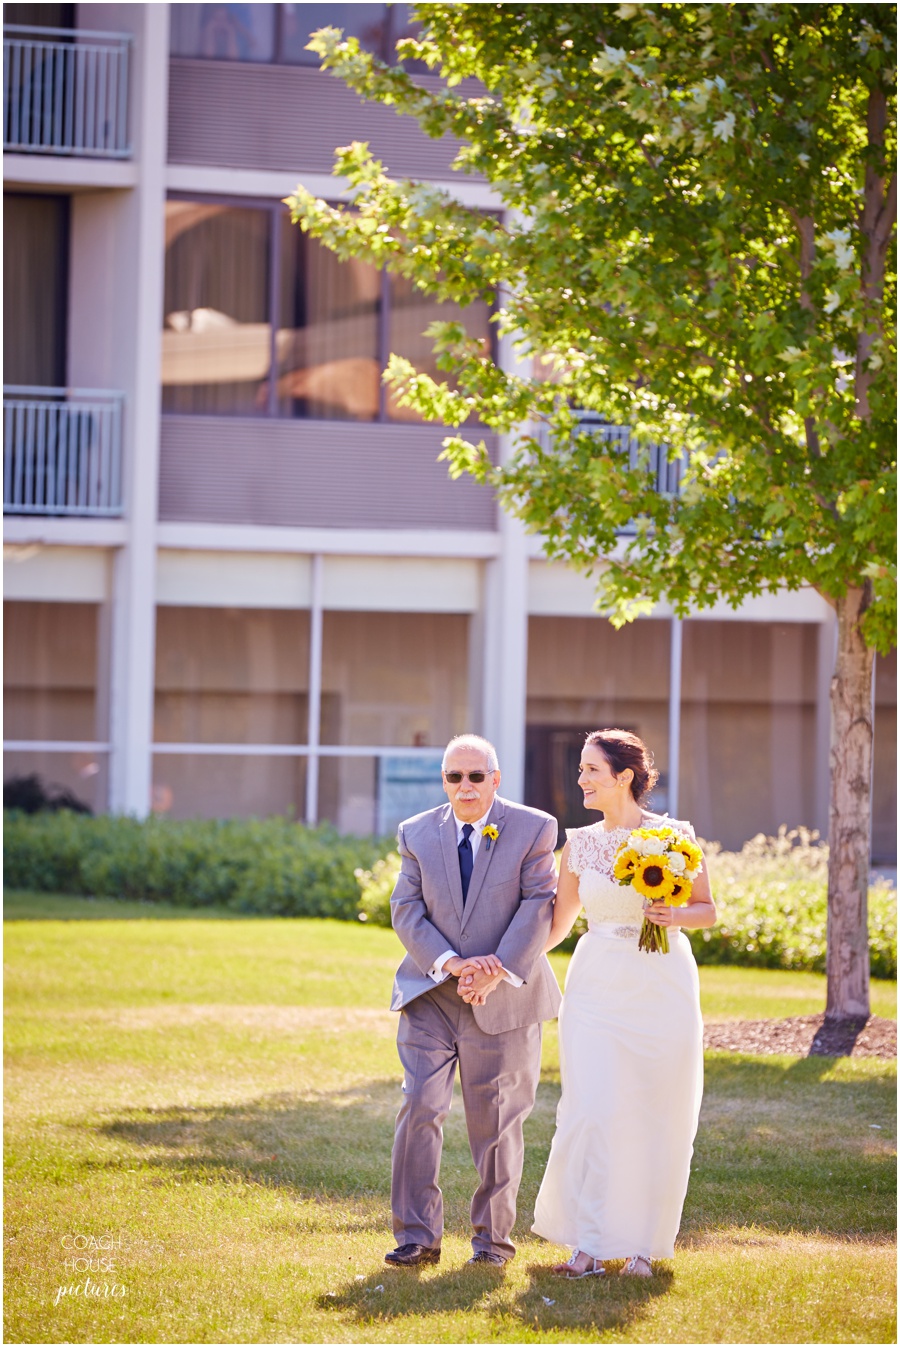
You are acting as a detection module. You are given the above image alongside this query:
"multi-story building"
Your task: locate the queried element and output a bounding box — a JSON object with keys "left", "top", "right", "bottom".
{"left": 4, "top": 2, "right": 896, "bottom": 858}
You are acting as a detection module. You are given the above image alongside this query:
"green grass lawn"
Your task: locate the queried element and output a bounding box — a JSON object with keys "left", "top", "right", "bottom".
{"left": 4, "top": 893, "right": 896, "bottom": 1344}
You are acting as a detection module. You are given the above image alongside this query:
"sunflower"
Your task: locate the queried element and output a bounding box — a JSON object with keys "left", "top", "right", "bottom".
{"left": 613, "top": 847, "right": 641, "bottom": 883}
{"left": 632, "top": 854, "right": 677, "bottom": 902}
{"left": 672, "top": 837, "right": 703, "bottom": 870}
{"left": 634, "top": 826, "right": 675, "bottom": 846}
{"left": 667, "top": 877, "right": 693, "bottom": 906}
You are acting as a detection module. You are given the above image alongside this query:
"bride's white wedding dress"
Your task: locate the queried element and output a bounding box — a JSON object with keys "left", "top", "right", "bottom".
{"left": 532, "top": 821, "right": 704, "bottom": 1260}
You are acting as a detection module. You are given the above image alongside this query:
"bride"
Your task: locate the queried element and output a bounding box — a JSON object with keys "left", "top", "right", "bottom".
{"left": 532, "top": 728, "right": 716, "bottom": 1278}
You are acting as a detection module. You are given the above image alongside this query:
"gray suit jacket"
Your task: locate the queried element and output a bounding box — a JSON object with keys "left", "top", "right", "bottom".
{"left": 389, "top": 795, "right": 562, "bottom": 1034}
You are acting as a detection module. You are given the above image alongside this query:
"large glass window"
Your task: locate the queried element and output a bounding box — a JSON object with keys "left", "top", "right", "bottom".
{"left": 679, "top": 621, "right": 818, "bottom": 849}
{"left": 4, "top": 4, "right": 73, "bottom": 26}
{"left": 387, "top": 273, "right": 493, "bottom": 422}
{"left": 162, "top": 197, "right": 492, "bottom": 422}
{"left": 3, "top": 599, "right": 105, "bottom": 813}
{"left": 4, "top": 600, "right": 98, "bottom": 741}
{"left": 170, "top": 3, "right": 423, "bottom": 67}
{"left": 170, "top": 5, "right": 276, "bottom": 62}
{"left": 526, "top": 616, "right": 672, "bottom": 829}
{"left": 154, "top": 607, "right": 311, "bottom": 746}
{"left": 152, "top": 607, "right": 311, "bottom": 820}
{"left": 151, "top": 753, "right": 306, "bottom": 821}
{"left": 280, "top": 4, "right": 386, "bottom": 64}
{"left": 320, "top": 611, "right": 470, "bottom": 748}
{"left": 872, "top": 646, "right": 896, "bottom": 864}
{"left": 161, "top": 203, "right": 271, "bottom": 415}
{"left": 275, "top": 215, "right": 380, "bottom": 420}
{"left": 3, "top": 194, "right": 69, "bottom": 387}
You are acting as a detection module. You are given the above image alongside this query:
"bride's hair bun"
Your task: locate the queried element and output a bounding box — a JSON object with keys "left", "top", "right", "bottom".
{"left": 584, "top": 728, "right": 659, "bottom": 803}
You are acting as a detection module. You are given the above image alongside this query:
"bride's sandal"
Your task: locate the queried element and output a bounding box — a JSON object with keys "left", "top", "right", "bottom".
{"left": 552, "top": 1249, "right": 606, "bottom": 1278}
{"left": 619, "top": 1255, "right": 652, "bottom": 1277}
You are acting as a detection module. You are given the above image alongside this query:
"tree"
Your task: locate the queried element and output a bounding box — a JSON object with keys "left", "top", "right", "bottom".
{"left": 287, "top": 3, "right": 897, "bottom": 1019}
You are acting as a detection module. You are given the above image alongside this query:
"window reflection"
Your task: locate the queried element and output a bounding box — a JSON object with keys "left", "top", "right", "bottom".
{"left": 280, "top": 3, "right": 387, "bottom": 65}
{"left": 161, "top": 198, "right": 494, "bottom": 422}
{"left": 161, "top": 203, "right": 271, "bottom": 415}
{"left": 171, "top": 4, "right": 275, "bottom": 61}
{"left": 273, "top": 217, "right": 380, "bottom": 420}
{"left": 387, "top": 274, "right": 492, "bottom": 422}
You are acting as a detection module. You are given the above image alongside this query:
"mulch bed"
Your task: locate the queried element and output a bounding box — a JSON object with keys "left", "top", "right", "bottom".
{"left": 704, "top": 1014, "right": 896, "bottom": 1059}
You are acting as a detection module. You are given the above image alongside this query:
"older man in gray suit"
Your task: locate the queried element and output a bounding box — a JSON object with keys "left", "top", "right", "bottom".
{"left": 385, "top": 733, "right": 561, "bottom": 1269}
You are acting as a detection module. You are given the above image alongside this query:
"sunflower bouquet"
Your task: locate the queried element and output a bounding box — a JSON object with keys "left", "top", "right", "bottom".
{"left": 613, "top": 825, "right": 703, "bottom": 953}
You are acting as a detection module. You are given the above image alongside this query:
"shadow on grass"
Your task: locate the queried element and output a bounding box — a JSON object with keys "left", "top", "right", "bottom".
{"left": 314, "top": 1259, "right": 673, "bottom": 1335}
{"left": 89, "top": 1058, "right": 896, "bottom": 1246}
{"left": 95, "top": 1083, "right": 401, "bottom": 1201}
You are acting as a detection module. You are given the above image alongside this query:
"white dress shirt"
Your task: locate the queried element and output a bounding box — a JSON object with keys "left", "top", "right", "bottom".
{"left": 427, "top": 808, "right": 523, "bottom": 988}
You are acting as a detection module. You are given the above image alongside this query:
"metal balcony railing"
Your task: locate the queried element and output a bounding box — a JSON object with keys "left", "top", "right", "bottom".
{"left": 3, "top": 25, "right": 131, "bottom": 157}
{"left": 535, "top": 413, "right": 686, "bottom": 533}
{"left": 3, "top": 386, "right": 124, "bottom": 517}
{"left": 572, "top": 413, "right": 685, "bottom": 496}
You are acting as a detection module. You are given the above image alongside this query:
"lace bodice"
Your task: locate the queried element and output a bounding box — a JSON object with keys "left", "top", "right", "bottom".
{"left": 566, "top": 819, "right": 696, "bottom": 928}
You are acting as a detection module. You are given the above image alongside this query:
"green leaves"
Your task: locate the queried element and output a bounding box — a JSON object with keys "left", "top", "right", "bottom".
{"left": 289, "top": 3, "right": 896, "bottom": 649}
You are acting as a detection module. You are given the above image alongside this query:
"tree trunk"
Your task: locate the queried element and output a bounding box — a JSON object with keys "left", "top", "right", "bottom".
{"left": 826, "top": 586, "right": 875, "bottom": 1020}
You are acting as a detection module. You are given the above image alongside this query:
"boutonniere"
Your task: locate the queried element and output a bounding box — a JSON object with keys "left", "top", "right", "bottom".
{"left": 482, "top": 825, "right": 499, "bottom": 851}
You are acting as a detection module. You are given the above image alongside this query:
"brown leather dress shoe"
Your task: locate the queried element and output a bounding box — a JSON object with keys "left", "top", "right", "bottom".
{"left": 384, "top": 1243, "right": 441, "bottom": 1267}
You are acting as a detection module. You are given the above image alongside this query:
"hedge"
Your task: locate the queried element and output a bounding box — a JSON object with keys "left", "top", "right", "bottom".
{"left": 3, "top": 810, "right": 388, "bottom": 919}
{"left": 7, "top": 812, "right": 895, "bottom": 978}
{"left": 355, "top": 827, "right": 897, "bottom": 978}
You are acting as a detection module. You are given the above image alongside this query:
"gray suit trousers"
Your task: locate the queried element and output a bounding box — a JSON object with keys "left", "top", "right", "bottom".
{"left": 391, "top": 977, "right": 542, "bottom": 1260}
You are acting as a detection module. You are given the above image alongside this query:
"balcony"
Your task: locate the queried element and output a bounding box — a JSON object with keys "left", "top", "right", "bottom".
{"left": 536, "top": 413, "right": 685, "bottom": 535}
{"left": 3, "top": 386, "right": 124, "bottom": 517}
{"left": 3, "top": 26, "right": 131, "bottom": 158}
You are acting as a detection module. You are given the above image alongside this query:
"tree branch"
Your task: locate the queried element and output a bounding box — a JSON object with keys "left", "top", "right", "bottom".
{"left": 856, "top": 84, "right": 896, "bottom": 419}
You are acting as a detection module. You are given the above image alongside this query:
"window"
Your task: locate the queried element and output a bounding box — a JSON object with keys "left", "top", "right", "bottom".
{"left": 3, "top": 599, "right": 106, "bottom": 813}
{"left": 275, "top": 212, "right": 381, "bottom": 420}
{"left": 4, "top": 3, "right": 73, "bottom": 26}
{"left": 279, "top": 4, "right": 386, "bottom": 65}
{"left": 387, "top": 272, "right": 491, "bottom": 422}
{"left": 170, "top": 5, "right": 276, "bottom": 62}
{"left": 162, "top": 203, "right": 271, "bottom": 415}
{"left": 162, "top": 197, "right": 492, "bottom": 422}
{"left": 170, "top": 3, "right": 425, "bottom": 68}
{"left": 3, "top": 194, "right": 69, "bottom": 387}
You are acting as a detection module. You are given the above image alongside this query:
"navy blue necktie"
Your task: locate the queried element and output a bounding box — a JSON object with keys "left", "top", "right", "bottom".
{"left": 458, "top": 823, "right": 474, "bottom": 903}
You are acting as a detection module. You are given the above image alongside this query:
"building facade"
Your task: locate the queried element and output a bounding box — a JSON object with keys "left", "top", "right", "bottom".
{"left": 3, "top": 2, "right": 896, "bottom": 857}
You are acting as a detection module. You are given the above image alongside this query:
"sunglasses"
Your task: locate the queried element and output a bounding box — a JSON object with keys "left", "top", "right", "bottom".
{"left": 443, "top": 771, "right": 492, "bottom": 784}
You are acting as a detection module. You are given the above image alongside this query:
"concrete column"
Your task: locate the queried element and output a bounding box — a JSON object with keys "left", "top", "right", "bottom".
{"left": 481, "top": 503, "right": 529, "bottom": 801}
{"left": 305, "top": 554, "right": 324, "bottom": 826}
{"left": 480, "top": 267, "right": 530, "bottom": 800}
{"left": 668, "top": 617, "right": 683, "bottom": 818}
{"left": 74, "top": 4, "right": 169, "bottom": 814}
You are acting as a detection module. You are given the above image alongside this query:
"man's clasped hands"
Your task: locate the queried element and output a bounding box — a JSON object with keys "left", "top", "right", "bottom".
{"left": 443, "top": 955, "right": 507, "bottom": 1006}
